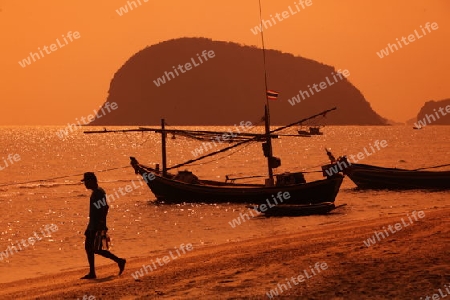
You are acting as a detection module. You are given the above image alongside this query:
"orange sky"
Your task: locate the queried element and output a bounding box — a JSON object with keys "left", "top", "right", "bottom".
{"left": 0, "top": 0, "right": 449, "bottom": 125}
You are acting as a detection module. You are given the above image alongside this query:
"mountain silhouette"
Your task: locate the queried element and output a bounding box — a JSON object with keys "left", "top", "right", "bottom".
{"left": 90, "top": 37, "right": 387, "bottom": 125}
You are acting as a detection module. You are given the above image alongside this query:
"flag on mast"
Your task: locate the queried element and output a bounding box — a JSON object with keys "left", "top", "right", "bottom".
{"left": 266, "top": 90, "right": 279, "bottom": 100}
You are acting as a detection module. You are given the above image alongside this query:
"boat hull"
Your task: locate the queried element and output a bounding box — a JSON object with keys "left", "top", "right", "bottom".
{"left": 341, "top": 163, "right": 450, "bottom": 190}
{"left": 131, "top": 159, "right": 343, "bottom": 204}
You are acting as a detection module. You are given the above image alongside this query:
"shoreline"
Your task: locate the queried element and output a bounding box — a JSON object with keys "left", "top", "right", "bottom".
{"left": 1, "top": 206, "right": 448, "bottom": 299}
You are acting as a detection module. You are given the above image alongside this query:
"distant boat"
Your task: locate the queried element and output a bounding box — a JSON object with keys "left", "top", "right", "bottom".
{"left": 323, "top": 156, "right": 450, "bottom": 190}
{"left": 298, "top": 126, "right": 323, "bottom": 136}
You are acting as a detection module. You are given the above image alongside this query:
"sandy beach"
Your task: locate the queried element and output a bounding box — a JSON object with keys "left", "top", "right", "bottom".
{"left": 1, "top": 206, "right": 448, "bottom": 299}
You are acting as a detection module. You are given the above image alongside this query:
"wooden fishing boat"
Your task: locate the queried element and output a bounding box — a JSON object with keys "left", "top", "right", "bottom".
{"left": 130, "top": 157, "right": 343, "bottom": 204}
{"left": 126, "top": 107, "right": 342, "bottom": 204}
{"left": 298, "top": 126, "right": 323, "bottom": 136}
{"left": 323, "top": 156, "right": 450, "bottom": 190}
{"left": 86, "top": 108, "right": 343, "bottom": 204}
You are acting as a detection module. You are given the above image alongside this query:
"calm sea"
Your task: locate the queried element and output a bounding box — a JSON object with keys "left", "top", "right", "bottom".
{"left": 0, "top": 125, "right": 449, "bottom": 283}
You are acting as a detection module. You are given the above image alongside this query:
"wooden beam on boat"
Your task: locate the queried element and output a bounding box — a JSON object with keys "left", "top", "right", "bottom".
{"left": 84, "top": 127, "right": 279, "bottom": 139}
{"left": 83, "top": 107, "right": 337, "bottom": 137}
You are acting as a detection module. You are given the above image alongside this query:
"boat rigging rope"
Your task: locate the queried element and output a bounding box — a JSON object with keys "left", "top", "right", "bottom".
{"left": 164, "top": 117, "right": 265, "bottom": 143}
{"left": 413, "top": 163, "right": 450, "bottom": 171}
{"left": 185, "top": 141, "right": 257, "bottom": 167}
{"left": 122, "top": 130, "right": 152, "bottom": 146}
{"left": 0, "top": 165, "right": 132, "bottom": 188}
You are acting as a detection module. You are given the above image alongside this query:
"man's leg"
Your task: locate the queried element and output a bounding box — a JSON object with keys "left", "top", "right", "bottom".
{"left": 95, "top": 249, "right": 120, "bottom": 262}
{"left": 95, "top": 250, "right": 126, "bottom": 275}
{"left": 81, "top": 231, "right": 97, "bottom": 279}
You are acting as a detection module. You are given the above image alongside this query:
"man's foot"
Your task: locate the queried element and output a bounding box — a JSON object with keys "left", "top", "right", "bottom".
{"left": 118, "top": 258, "right": 126, "bottom": 275}
{"left": 80, "top": 273, "right": 97, "bottom": 279}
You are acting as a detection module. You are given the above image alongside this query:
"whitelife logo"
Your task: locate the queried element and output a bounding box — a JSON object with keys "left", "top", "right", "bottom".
{"left": 228, "top": 192, "right": 291, "bottom": 228}
{"left": 92, "top": 173, "right": 156, "bottom": 209}
{"left": 287, "top": 69, "right": 350, "bottom": 106}
{"left": 56, "top": 102, "right": 118, "bottom": 139}
{"left": 0, "top": 224, "right": 58, "bottom": 262}
{"left": 266, "top": 262, "right": 328, "bottom": 298}
{"left": 115, "top": 0, "right": 149, "bottom": 16}
{"left": 376, "top": 22, "right": 439, "bottom": 59}
{"left": 363, "top": 210, "right": 425, "bottom": 247}
{"left": 190, "top": 121, "right": 253, "bottom": 158}
{"left": 0, "top": 153, "right": 21, "bottom": 171}
{"left": 414, "top": 104, "right": 450, "bottom": 129}
{"left": 325, "top": 140, "right": 388, "bottom": 176}
{"left": 250, "top": 0, "right": 313, "bottom": 35}
{"left": 152, "top": 50, "right": 215, "bottom": 87}
{"left": 131, "top": 243, "right": 193, "bottom": 280}
{"left": 18, "top": 31, "right": 81, "bottom": 68}
{"left": 77, "top": 295, "right": 95, "bottom": 300}
{"left": 421, "top": 284, "right": 450, "bottom": 300}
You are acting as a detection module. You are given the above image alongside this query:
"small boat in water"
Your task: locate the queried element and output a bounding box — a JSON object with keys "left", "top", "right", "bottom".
{"left": 322, "top": 156, "right": 450, "bottom": 190}
{"left": 250, "top": 202, "right": 344, "bottom": 217}
{"left": 298, "top": 126, "right": 323, "bottom": 136}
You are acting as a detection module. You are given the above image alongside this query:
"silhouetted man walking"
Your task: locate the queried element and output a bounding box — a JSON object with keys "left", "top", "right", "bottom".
{"left": 81, "top": 172, "right": 126, "bottom": 279}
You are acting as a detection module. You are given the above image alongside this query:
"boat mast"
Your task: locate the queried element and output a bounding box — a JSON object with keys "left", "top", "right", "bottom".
{"left": 258, "top": 0, "right": 275, "bottom": 185}
{"left": 161, "top": 119, "right": 167, "bottom": 176}
{"left": 264, "top": 105, "right": 274, "bottom": 185}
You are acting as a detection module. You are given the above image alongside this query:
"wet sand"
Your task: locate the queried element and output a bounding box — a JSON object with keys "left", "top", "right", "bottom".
{"left": 1, "top": 207, "right": 448, "bottom": 299}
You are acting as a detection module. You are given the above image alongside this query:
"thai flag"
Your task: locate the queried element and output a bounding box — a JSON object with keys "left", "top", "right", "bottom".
{"left": 266, "top": 90, "right": 279, "bottom": 100}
